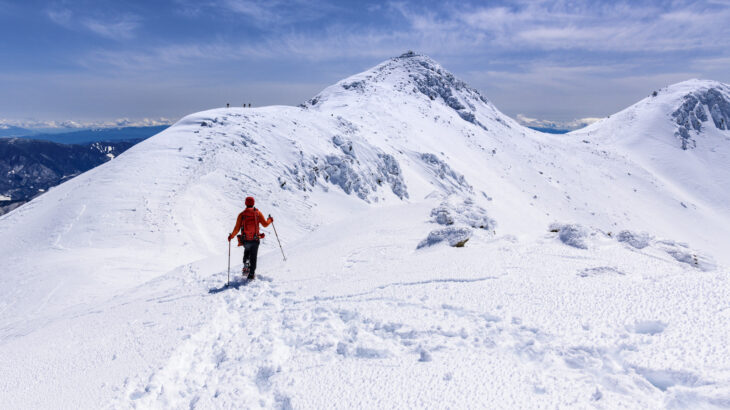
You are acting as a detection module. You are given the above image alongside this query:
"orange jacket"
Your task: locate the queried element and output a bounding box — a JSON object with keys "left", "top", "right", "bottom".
{"left": 228, "top": 208, "right": 272, "bottom": 240}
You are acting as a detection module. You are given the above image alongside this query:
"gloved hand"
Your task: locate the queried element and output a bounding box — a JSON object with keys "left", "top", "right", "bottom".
{"left": 227, "top": 233, "right": 234, "bottom": 241}
{"left": 268, "top": 214, "right": 274, "bottom": 223}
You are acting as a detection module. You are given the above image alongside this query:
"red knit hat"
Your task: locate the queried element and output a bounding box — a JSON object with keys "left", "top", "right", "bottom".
{"left": 245, "top": 196, "right": 255, "bottom": 207}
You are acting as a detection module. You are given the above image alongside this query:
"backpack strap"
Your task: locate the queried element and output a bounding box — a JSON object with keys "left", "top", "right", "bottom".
{"left": 253, "top": 208, "right": 260, "bottom": 239}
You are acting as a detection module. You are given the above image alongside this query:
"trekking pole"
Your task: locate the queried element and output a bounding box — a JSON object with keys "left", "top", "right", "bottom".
{"left": 227, "top": 240, "right": 231, "bottom": 286}
{"left": 269, "top": 215, "right": 286, "bottom": 261}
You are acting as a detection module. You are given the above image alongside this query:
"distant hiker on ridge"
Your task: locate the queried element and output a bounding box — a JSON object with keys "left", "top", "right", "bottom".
{"left": 227, "top": 196, "right": 273, "bottom": 280}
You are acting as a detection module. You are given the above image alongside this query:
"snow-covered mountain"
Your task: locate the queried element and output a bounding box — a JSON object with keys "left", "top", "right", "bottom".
{"left": 573, "top": 79, "right": 730, "bottom": 215}
{"left": 1, "top": 53, "right": 728, "bottom": 408}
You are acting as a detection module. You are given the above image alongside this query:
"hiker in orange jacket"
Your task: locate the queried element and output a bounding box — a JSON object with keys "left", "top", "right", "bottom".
{"left": 227, "top": 196, "right": 273, "bottom": 280}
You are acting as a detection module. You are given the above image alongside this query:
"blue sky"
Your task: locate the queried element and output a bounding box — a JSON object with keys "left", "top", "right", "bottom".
{"left": 1, "top": 0, "right": 729, "bottom": 129}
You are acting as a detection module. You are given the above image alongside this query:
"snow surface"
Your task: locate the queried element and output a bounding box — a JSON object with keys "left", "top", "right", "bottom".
{"left": 1, "top": 53, "right": 729, "bottom": 408}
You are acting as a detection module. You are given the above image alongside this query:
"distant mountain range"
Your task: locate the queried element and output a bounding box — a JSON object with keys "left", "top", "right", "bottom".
{"left": 0, "top": 138, "right": 143, "bottom": 215}
{"left": 0, "top": 125, "right": 166, "bottom": 215}
{"left": 526, "top": 126, "right": 570, "bottom": 134}
{"left": 0, "top": 125, "right": 34, "bottom": 138}
{"left": 1, "top": 125, "right": 169, "bottom": 144}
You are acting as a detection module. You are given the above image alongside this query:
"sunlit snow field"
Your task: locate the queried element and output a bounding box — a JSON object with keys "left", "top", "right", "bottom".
{"left": 1, "top": 54, "right": 729, "bottom": 408}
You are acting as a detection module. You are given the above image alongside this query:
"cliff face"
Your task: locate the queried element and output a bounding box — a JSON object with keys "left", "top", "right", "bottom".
{"left": 672, "top": 85, "right": 730, "bottom": 149}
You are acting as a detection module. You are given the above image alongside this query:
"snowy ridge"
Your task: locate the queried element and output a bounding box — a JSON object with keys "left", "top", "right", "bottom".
{"left": 1, "top": 55, "right": 729, "bottom": 408}
{"left": 572, "top": 79, "right": 730, "bottom": 214}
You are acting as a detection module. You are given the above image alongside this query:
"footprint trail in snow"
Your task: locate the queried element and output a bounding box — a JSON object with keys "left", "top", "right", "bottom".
{"left": 122, "top": 251, "right": 728, "bottom": 409}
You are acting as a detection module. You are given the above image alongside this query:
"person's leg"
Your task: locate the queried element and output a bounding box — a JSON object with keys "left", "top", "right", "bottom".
{"left": 248, "top": 240, "right": 260, "bottom": 278}
{"left": 243, "top": 242, "right": 252, "bottom": 274}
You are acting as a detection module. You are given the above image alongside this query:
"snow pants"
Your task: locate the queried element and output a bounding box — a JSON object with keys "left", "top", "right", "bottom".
{"left": 242, "top": 240, "right": 260, "bottom": 277}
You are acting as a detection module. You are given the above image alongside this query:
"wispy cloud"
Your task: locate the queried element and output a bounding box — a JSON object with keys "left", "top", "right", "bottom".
{"left": 79, "top": 29, "right": 410, "bottom": 72}
{"left": 74, "top": 0, "right": 730, "bottom": 71}
{"left": 468, "top": 62, "right": 628, "bottom": 88}
{"left": 46, "top": 8, "right": 72, "bottom": 26}
{"left": 82, "top": 15, "right": 140, "bottom": 40}
{"left": 692, "top": 56, "right": 730, "bottom": 71}
{"left": 394, "top": 1, "right": 730, "bottom": 53}
{"left": 46, "top": 7, "right": 140, "bottom": 40}
{"left": 77, "top": 21, "right": 477, "bottom": 73}
{"left": 79, "top": 42, "right": 268, "bottom": 72}
{"left": 219, "top": 0, "right": 289, "bottom": 22}
{"left": 174, "top": 0, "right": 338, "bottom": 25}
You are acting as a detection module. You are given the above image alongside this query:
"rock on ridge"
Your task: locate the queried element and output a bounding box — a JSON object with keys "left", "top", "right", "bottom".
{"left": 671, "top": 81, "right": 730, "bottom": 149}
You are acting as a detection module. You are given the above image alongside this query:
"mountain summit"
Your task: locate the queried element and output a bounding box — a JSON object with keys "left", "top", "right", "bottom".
{"left": 307, "top": 51, "right": 515, "bottom": 132}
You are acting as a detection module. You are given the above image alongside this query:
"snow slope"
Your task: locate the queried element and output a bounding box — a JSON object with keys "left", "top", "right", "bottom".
{"left": 572, "top": 79, "right": 730, "bottom": 216}
{"left": 1, "top": 53, "right": 728, "bottom": 408}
